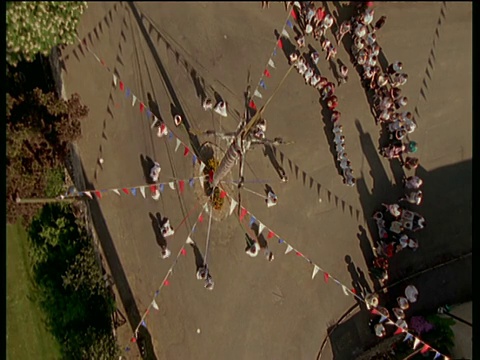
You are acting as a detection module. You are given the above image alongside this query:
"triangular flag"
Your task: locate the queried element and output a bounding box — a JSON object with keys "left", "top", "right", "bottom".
{"left": 268, "top": 59, "right": 276, "bottom": 68}
{"left": 83, "top": 191, "right": 93, "bottom": 199}
{"left": 239, "top": 207, "right": 248, "bottom": 221}
{"left": 175, "top": 138, "right": 181, "bottom": 152}
{"left": 131, "top": 188, "right": 137, "bottom": 196}
{"left": 199, "top": 162, "right": 206, "bottom": 174}
{"left": 180, "top": 248, "right": 187, "bottom": 256}
{"left": 152, "top": 299, "right": 159, "bottom": 310}
{"left": 394, "top": 327, "right": 404, "bottom": 335}
{"left": 184, "top": 146, "right": 190, "bottom": 156}
{"left": 287, "top": 19, "right": 293, "bottom": 28}
{"left": 403, "top": 333, "right": 413, "bottom": 342}
{"left": 249, "top": 99, "right": 257, "bottom": 110}
{"left": 433, "top": 352, "right": 441, "bottom": 360}
{"left": 277, "top": 39, "right": 283, "bottom": 49}
{"left": 219, "top": 190, "right": 226, "bottom": 198}
{"left": 151, "top": 115, "right": 159, "bottom": 128}
{"left": 249, "top": 215, "right": 256, "bottom": 227}
{"left": 264, "top": 69, "right": 271, "bottom": 78}
{"left": 141, "top": 320, "right": 147, "bottom": 328}
{"left": 342, "top": 285, "right": 350, "bottom": 296}
{"left": 150, "top": 185, "right": 157, "bottom": 194}
{"left": 95, "top": 190, "right": 102, "bottom": 199}
{"left": 281, "top": 29, "right": 290, "bottom": 39}
{"left": 163, "top": 279, "right": 170, "bottom": 286}
{"left": 131, "top": 337, "right": 137, "bottom": 343}
{"left": 208, "top": 170, "right": 214, "bottom": 183}
{"left": 159, "top": 183, "right": 164, "bottom": 192}
{"left": 178, "top": 180, "right": 185, "bottom": 193}
{"left": 420, "top": 344, "right": 430, "bottom": 354}
{"left": 132, "top": 94, "right": 137, "bottom": 106}
{"left": 139, "top": 102, "right": 145, "bottom": 113}
{"left": 258, "top": 223, "right": 265, "bottom": 235}
{"left": 273, "top": 48, "right": 277, "bottom": 56}
{"left": 139, "top": 186, "right": 146, "bottom": 198}
{"left": 312, "top": 265, "right": 320, "bottom": 279}
{"left": 324, "top": 272, "right": 330, "bottom": 283}
{"left": 267, "top": 230, "right": 275, "bottom": 239}
{"left": 192, "top": 154, "right": 197, "bottom": 165}
{"left": 229, "top": 199, "right": 237, "bottom": 215}
{"left": 259, "top": 80, "right": 267, "bottom": 89}
{"left": 290, "top": 9, "right": 297, "bottom": 20}
{"left": 189, "top": 178, "right": 195, "bottom": 187}
{"left": 168, "top": 131, "right": 173, "bottom": 139}
{"left": 380, "top": 315, "right": 388, "bottom": 323}
{"left": 295, "top": 251, "right": 303, "bottom": 257}
{"left": 113, "top": 74, "right": 118, "bottom": 86}
{"left": 186, "top": 236, "right": 194, "bottom": 245}
{"left": 413, "top": 338, "right": 421, "bottom": 349}
{"left": 119, "top": 81, "right": 124, "bottom": 91}
{"left": 198, "top": 214, "right": 204, "bottom": 222}
{"left": 126, "top": 88, "right": 131, "bottom": 97}
{"left": 253, "top": 89, "right": 263, "bottom": 99}
{"left": 285, "top": 245, "right": 293, "bottom": 254}
{"left": 122, "top": 188, "right": 129, "bottom": 195}
{"left": 169, "top": 182, "right": 175, "bottom": 190}
{"left": 278, "top": 238, "right": 284, "bottom": 243}
{"left": 146, "top": 109, "right": 152, "bottom": 118}
{"left": 113, "top": 189, "right": 121, "bottom": 196}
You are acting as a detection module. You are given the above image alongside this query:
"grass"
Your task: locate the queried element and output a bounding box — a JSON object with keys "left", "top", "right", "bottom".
{"left": 7, "top": 222, "right": 61, "bottom": 360}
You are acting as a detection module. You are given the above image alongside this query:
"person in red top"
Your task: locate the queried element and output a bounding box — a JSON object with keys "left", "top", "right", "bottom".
{"left": 327, "top": 95, "right": 338, "bottom": 111}
{"left": 316, "top": 6, "right": 325, "bottom": 22}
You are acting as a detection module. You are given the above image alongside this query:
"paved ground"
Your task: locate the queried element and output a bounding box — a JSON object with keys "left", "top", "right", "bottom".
{"left": 60, "top": 2, "right": 471, "bottom": 359}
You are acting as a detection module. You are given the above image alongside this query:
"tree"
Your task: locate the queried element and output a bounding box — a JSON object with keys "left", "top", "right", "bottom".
{"left": 6, "top": 2, "right": 88, "bottom": 67}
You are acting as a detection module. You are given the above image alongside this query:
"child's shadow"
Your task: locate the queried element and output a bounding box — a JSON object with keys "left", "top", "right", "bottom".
{"left": 140, "top": 154, "right": 156, "bottom": 184}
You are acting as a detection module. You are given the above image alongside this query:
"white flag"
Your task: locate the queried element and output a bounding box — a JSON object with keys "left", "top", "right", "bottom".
{"left": 311, "top": 265, "right": 320, "bottom": 279}
{"left": 169, "top": 182, "right": 175, "bottom": 190}
{"left": 132, "top": 94, "right": 137, "bottom": 107}
{"left": 186, "top": 236, "right": 194, "bottom": 245}
{"left": 139, "top": 186, "right": 146, "bottom": 198}
{"left": 175, "top": 138, "right": 181, "bottom": 152}
{"left": 433, "top": 352, "right": 441, "bottom": 360}
{"left": 229, "top": 199, "right": 237, "bottom": 215}
{"left": 199, "top": 162, "right": 206, "bottom": 174}
{"left": 403, "top": 333, "right": 413, "bottom": 342}
{"left": 281, "top": 29, "right": 290, "bottom": 39}
{"left": 84, "top": 191, "right": 93, "bottom": 199}
{"left": 285, "top": 245, "right": 293, "bottom": 254}
{"left": 380, "top": 315, "right": 388, "bottom": 323}
{"left": 112, "top": 189, "right": 121, "bottom": 196}
{"left": 413, "top": 338, "right": 421, "bottom": 349}
{"left": 342, "top": 285, "right": 350, "bottom": 296}
{"left": 254, "top": 89, "right": 263, "bottom": 99}
{"left": 268, "top": 58, "right": 276, "bottom": 68}
{"left": 151, "top": 116, "right": 159, "bottom": 128}
{"left": 113, "top": 74, "right": 118, "bottom": 86}
{"left": 258, "top": 223, "right": 265, "bottom": 235}
{"left": 152, "top": 299, "right": 159, "bottom": 310}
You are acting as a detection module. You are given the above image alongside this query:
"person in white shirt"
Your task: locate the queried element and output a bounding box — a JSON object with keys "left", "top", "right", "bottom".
{"left": 161, "top": 218, "right": 174, "bottom": 237}
{"left": 150, "top": 162, "right": 161, "bottom": 182}
{"left": 404, "top": 175, "right": 423, "bottom": 189}
{"left": 400, "top": 190, "right": 423, "bottom": 205}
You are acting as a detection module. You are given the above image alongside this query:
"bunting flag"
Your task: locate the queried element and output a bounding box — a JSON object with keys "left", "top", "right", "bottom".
{"left": 433, "top": 352, "right": 441, "bottom": 360}
{"left": 239, "top": 207, "right": 248, "bottom": 221}
{"left": 229, "top": 199, "right": 237, "bottom": 215}
{"left": 324, "top": 272, "right": 330, "bottom": 283}
{"left": 192, "top": 154, "right": 197, "bottom": 165}
{"left": 168, "top": 131, "right": 173, "bottom": 139}
{"left": 290, "top": 8, "right": 297, "bottom": 20}
{"left": 119, "top": 81, "right": 124, "bottom": 91}
{"left": 268, "top": 59, "right": 276, "bottom": 68}
{"left": 249, "top": 215, "right": 256, "bottom": 227}
{"left": 168, "top": 182, "right": 175, "bottom": 190}
{"left": 277, "top": 39, "right": 283, "bottom": 49}
{"left": 281, "top": 29, "right": 290, "bottom": 39}
{"left": 131, "top": 337, "right": 137, "bottom": 343}
{"left": 141, "top": 320, "right": 147, "bottom": 329}
{"left": 186, "top": 236, "right": 194, "bottom": 245}
{"left": 413, "top": 338, "right": 421, "bottom": 349}
{"left": 285, "top": 245, "right": 293, "bottom": 254}
{"left": 175, "top": 138, "right": 181, "bottom": 152}
{"left": 267, "top": 230, "right": 275, "bottom": 239}
{"left": 264, "top": 69, "right": 271, "bottom": 78}
{"left": 189, "top": 178, "right": 195, "bottom": 187}
{"left": 152, "top": 299, "right": 159, "bottom": 310}
{"left": 253, "top": 89, "right": 263, "bottom": 99}
{"left": 219, "top": 190, "right": 226, "bottom": 199}
{"left": 249, "top": 99, "right": 257, "bottom": 110}
{"left": 139, "top": 186, "right": 146, "bottom": 198}
{"left": 178, "top": 180, "right": 185, "bottom": 193}
{"left": 380, "top": 315, "right": 388, "bottom": 323}
{"left": 259, "top": 80, "right": 267, "bottom": 89}
{"left": 126, "top": 88, "right": 131, "bottom": 97}
{"left": 342, "top": 285, "right": 349, "bottom": 296}
{"left": 151, "top": 116, "right": 159, "bottom": 128}
{"left": 258, "top": 222, "right": 265, "bottom": 235}
{"left": 180, "top": 248, "right": 187, "bottom": 256}
{"left": 139, "top": 102, "right": 145, "bottom": 113}
{"left": 312, "top": 265, "right": 320, "bottom": 279}
{"left": 287, "top": 19, "right": 293, "bottom": 28}
{"left": 113, "top": 74, "right": 118, "bottom": 86}
{"left": 295, "top": 251, "right": 303, "bottom": 257}
{"left": 94, "top": 190, "right": 102, "bottom": 199}
{"left": 183, "top": 146, "right": 190, "bottom": 156}
{"left": 420, "top": 344, "right": 430, "bottom": 354}
{"left": 146, "top": 109, "right": 152, "bottom": 119}
{"left": 278, "top": 238, "right": 284, "bottom": 243}
{"left": 113, "top": 189, "right": 121, "bottom": 196}
{"left": 199, "top": 162, "right": 206, "bottom": 174}
{"left": 394, "top": 327, "right": 404, "bottom": 335}
{"left": 163, "top": 279, "right": 170, "bottom": 286}
{"left": 403, "top": 333, "right": 413, "bottom": 342}
{"left": 131, "top": 188, "right": 137, "bottom": 196}
{"left": 84, "top": 191, "right": 93, "bottom": 199}
{"left": 273, "top": 48, "right": 277, "bottom": 56}
{"left": 122, "top": 188, "right": 130, "bottom": 195}
{"left": 132, "top": 94, "right": 137, "bottom": 106}
{"left": 159, "top": 183, "right": 164, "bottom": 192}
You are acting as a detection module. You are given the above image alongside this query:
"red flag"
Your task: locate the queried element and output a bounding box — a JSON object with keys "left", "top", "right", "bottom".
{"left": 183, "top": 146, "right": 190, "bottom": 156}
{"left": 100, "top": 59, "right": 106, "bottom": 66}
{"left": 371, "top": 308, "right": 380, "bottom": 315}
{"left": 119, "top": 81, "right": 124, "bottom": 91}
{"left": 219, "top": 190, "right": 226, "bottom": 198}
{"left": 264, "top": 69, "right": 271, "bottom": 78}
{"left": 267, "top": 230, "right": 275, "bottom": 239}
{"left": 198, "top": 214, "right": 204, "bottom": 223}
{"left": 95, "top": 190, "right": 102, "bottom": 199}
{"left": 290, "top": 9, "right": 297, "bottom": 20}
{"left": 239, "top": 207, "right": 248, "bottom": 221}
{"left": 163, "top": 279, "right": 170, "bottom": 286}
{"left": 277, "top": 38, "right": 283, "bottom": 49}
{"left": 394, "top": 327, "right": 404, "bottom": 335}
{"left": 150, "top": 185, "right": 157, "bottom": 194}
{"left": 181, "top": 248, "right": 187, "bottom": 256}
{"left": 131, "top": 337, "right": 137, "bottom": 343}
{"left": 420, "top": 344, "right": 430, "bottom": 354}
{"left": 208, "top": 170, "right": 214, "bottom": 183}
{"left": 122, "top": 188, "right": 129, "bottom": 195}
{"left": 178, "top": 180, "right": 185, "bottom": 193}
{"left": 249, "top": 99, "right": 257, "bottom": 110}
{"left": 295, "top": 251, "right": 302, "bottom": 257}
{"left": 139, "top": 102, "right": 145, "bottom": 113}
{"left": 324, "top": 272, "right": 330, "bottom": 283}
{"left": 351, "top": 288, "right": 357, "bottom": 294}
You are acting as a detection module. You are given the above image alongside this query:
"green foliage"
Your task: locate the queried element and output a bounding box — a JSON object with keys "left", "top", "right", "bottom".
{"left": 28, "top": 204, "right": 119, "bottom": 359}
{"left": 45, "top": 167, "right": 66, "bottom": 198}
{"left": 7, "top": 1, "right": 88, "bottom": 66}
{"left": 421, "top": 314, "right": 456, "bottom": 356}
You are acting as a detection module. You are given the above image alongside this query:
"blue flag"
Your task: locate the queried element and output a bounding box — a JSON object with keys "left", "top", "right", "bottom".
{"left": 131, "top": 188, "right": 137, "bottom": 196}
{"left": 287, "top": 19, "right": 293, "bottom": 28}
{"left": 125, "top": 88, "right": 131, "bottom": 97}
{"left": 192, "top": 154, "right": 197, "bottom": 164}
{"left": 259, "top": 80, "right": 267, "bottom": 89}
{"left": 249, "top": 215, "right": 256, "bottom": 227}
{"left": 159, "top": 184, "right": 164, "bottom": 192}
{"left": 189, "top": 178, "right": 195, "bottom": 187}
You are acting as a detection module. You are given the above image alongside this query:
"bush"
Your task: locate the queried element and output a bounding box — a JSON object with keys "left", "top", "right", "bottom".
{"left": 7, "top": 2, "right": 88, "bottom": 67}
{"left": 28, "top": 203, "right": 119, "bottom": 359}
